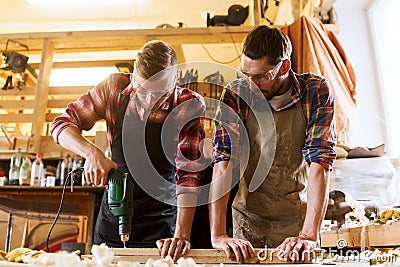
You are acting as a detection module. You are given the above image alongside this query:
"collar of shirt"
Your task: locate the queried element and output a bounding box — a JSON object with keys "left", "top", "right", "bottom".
{"left": 121, "top": 73, "right": 135, "bottom": 96}
{"left": 272, "top": 70, "right": 303, "bottom": 111}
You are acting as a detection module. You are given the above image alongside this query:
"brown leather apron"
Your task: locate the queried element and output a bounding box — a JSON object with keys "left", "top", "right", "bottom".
{"left": 232, "top": 100, "right": 308, "bottom": 248}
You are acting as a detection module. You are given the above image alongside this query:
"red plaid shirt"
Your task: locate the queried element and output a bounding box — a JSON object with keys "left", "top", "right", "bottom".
{"left": 50, "top": 73, "right": 206, "bottom": 195}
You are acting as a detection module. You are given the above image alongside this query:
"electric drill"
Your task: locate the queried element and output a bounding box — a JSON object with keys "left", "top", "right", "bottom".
{"left": 107, "top": 169, "right": 134, "bottom": 247}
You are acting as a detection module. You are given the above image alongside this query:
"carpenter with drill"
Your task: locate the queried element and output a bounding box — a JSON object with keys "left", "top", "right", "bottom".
{"left": 50, "top": 40, "right": 206, "bottom": 261}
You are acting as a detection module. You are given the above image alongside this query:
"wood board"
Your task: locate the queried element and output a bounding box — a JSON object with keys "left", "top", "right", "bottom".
{"left": 110, "top": 248, "right": 324, "bottom": 264}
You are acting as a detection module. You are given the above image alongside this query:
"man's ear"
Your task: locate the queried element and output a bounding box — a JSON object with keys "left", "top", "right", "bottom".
{"left": 280, "top": 59, "right": 291, "bottom": 75}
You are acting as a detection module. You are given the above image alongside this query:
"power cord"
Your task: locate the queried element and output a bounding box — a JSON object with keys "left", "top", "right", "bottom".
{"left": 46, "top": 167, "right": 85, "bottom": 252}
{"left": 180, "top": 22, "right": 241, "bottom": 64}
{"left": 200, "top": 26, "right": 241, "bottom": 64}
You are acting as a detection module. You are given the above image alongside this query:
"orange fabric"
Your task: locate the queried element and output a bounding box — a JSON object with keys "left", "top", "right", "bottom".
{"left": 282, "top": 16, "right": 357, "bottom": 138}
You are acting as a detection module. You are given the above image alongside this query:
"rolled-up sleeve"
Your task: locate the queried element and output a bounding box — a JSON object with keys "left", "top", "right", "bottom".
{"left": 303, "top": 79, "right": 336, "bottom": 170}
{"left": 212, "top": 85, "right": 243, "bottom": 166}
{"left": 50, "top": 89, "right": 106, "bottom": 144}
{"left": 174, "top": 92, "right": 206, "bottom": 195}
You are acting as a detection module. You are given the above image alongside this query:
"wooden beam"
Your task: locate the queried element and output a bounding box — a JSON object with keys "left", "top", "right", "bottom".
{"left": 47, "top": 99, "right": 73, "bottom": 109}
{"left": 49, "top": 86, "right": 92, "bottom": 95}
{"left": 172, "top": 45, "right": 185, "bottom": 64}
{"left": 250, "top": 0, "right": 261, "bottom": 27}
{"left": 0, "top": 85, "right": 91, "bottom": 96}
{"left": 46, "top": 113, "right": 61, "bottom": 122}
{"left": 0, "top": 100, "right": 34, "bottom": 109}
{"left": 0, "top": 27, "right": 253, "bottom": 54}
{"left": 0, "top": 87, "right": 36, "bottom": 95}
{"left": 0, "top": 114, "right": 33, "bottom": 123}
{"left": 30, "top": 59, "right": 134, "bottom": 69}
{"left": 31, "top": 39, "right": 54, "bottom": 154}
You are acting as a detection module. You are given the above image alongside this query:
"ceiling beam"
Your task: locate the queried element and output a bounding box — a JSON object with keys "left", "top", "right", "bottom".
{"left": 29, "top": 59, "right": 134, "bottom": 69}
{"left": 0, "top": 26, "right": 253, "bottom": 54}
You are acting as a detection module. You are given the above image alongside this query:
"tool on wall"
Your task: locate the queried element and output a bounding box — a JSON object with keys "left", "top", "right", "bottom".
{"left": 314, "top": 0, "right": 337, "bottom": 24}
{"left": 260, "top": 0, "right": 281, "bottom": 25}
{"left": 1, "top": 39, "right": 29, "bottom": 90}
{"left": 206, "top": 4, "right": 249, "bottom": 27}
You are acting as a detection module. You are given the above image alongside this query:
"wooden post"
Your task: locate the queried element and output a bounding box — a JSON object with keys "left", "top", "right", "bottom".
{"left": 30, "top": 39, "right": 54, "bottom": 154}
{"left": 250, "top": 0, "right": 261, "bottom": 27}
{"left": 172, "top": 45, "right": 185, "bottom": 64}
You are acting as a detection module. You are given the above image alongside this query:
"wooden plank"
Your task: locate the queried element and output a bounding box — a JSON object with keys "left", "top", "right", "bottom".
{"left": 0, "top": 114, "right": 33, "bottom": 123}
{"left": 49, "top": 86, "right": 92, "bottom": 95}
{"left": 250, "top": 0, "right": 261, "bottom": 27}
{"left": 172, "top": 45, "right": 185, "bottom": 64}
{"left": 110, "top": 248, "right": 322, "bottom": 264}
{"left": 0, "top": 87, "right": 36, "bottom": 95}
{"left": 47, "top": 99, "right": 73, "bottom": 109}
{"left": 0, "top": 100, "right": 34, "bottom": 109}
{"left": 0, "top": 85, "right": 90, "bottom": 97}
{"left": 0, "top": 27, "right": 253, "bottom": 54}
{"left": 30, "top": 59, "right": 134, "bottom": 69}
{"left": 46, "top": 113, "right": 61, "bottom": 122}
{"left": 31, "top": 39, "right": 54, "bottom": 154}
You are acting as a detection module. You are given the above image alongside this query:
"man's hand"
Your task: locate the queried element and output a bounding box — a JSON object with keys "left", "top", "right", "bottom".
{"left": 84, "top": 149, "right": 117, "bottom": 186}
{"left": 156, "top": 237, "right": 190, "bottom": 262}
{"left": 276, "top": 236, "right": 317, "bottom": 262}
{"left": 212, "top": 234, "right": 255, "bottom": 263}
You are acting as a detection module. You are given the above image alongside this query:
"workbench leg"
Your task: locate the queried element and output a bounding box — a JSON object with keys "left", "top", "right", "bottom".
{"left": 5, "top": 212, "right": 13, "bottom": 252}
{"left": 85, "top": 194, "right": 95, "bottom": 254}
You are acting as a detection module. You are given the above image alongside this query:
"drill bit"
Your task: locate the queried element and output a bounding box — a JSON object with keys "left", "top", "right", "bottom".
{"left": 121, "top": 234, "right": 129, "bottom": 249}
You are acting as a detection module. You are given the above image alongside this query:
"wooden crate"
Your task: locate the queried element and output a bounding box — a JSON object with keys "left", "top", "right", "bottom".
{"left": 321, "top": 222, "right": 400, "bottom": 249}
{"left": 368, "top": 221, "right": 400, "bottom": 247}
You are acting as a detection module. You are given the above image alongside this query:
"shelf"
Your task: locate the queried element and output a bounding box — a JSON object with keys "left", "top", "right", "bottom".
{"left": 0, "top": 26, "right": 254, "bottom": 54}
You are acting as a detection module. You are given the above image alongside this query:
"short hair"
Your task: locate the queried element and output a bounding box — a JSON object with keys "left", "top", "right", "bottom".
{"left": 241, "top": 25, "right": 292, "bottom": 65}
{"left": 136, "top": 40, "right": 177, "bottom": 79}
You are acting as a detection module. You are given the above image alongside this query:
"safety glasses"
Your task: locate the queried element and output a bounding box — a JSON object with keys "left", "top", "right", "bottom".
{"left": 238, "top": 60, "right": 283, "bottom": 84}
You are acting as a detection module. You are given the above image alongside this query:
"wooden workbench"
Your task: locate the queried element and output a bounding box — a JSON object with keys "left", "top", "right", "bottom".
{"left": 0, "top": 185, "right": 104, "bottom": 254}
{"left": 0, "top": 260, "right": 375, "bottom": 266}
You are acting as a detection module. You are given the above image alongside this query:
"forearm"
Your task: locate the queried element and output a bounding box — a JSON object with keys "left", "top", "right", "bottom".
{"left": 58, "top": 126, "right": 104, "bottom": 159}
{"left": 209, "top": 161, "right": 232, "bottom": 238}
{"left": 174, "top": 193, "right": 198, "bottom": 241}
{"left": 301, "top": 162, "right": 330, "bottom": 240}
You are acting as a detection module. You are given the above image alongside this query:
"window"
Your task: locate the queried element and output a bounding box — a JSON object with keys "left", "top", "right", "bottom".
{"left": 369, "top": 0, "right": 400, "bottom": 156}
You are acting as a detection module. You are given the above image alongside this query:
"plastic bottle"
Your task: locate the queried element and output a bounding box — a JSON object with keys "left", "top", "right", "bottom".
{"left": 55, "top": 160, "right": 62, "bottom": 186}
{"left": 9, "top": 148, "right": 24, "bottom": 185}
{"left": 39, "top": 166, "right": 47, "bottom": 187}
{"left": 60, "top": 154, "right": 73, "bottom": 186}
{"left": 30, "top": 154, "right": 44, "bottom": 186}
{"left": 19, "top": 155, "right": 32, "bottom": 185}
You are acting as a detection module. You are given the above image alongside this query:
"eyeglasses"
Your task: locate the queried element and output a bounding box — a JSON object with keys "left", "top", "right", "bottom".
{"left": 239, "top": 60, "right": 283, "bottom": 83}
{"left": 132, "top": 68, "right": 177, "bottom": 97}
